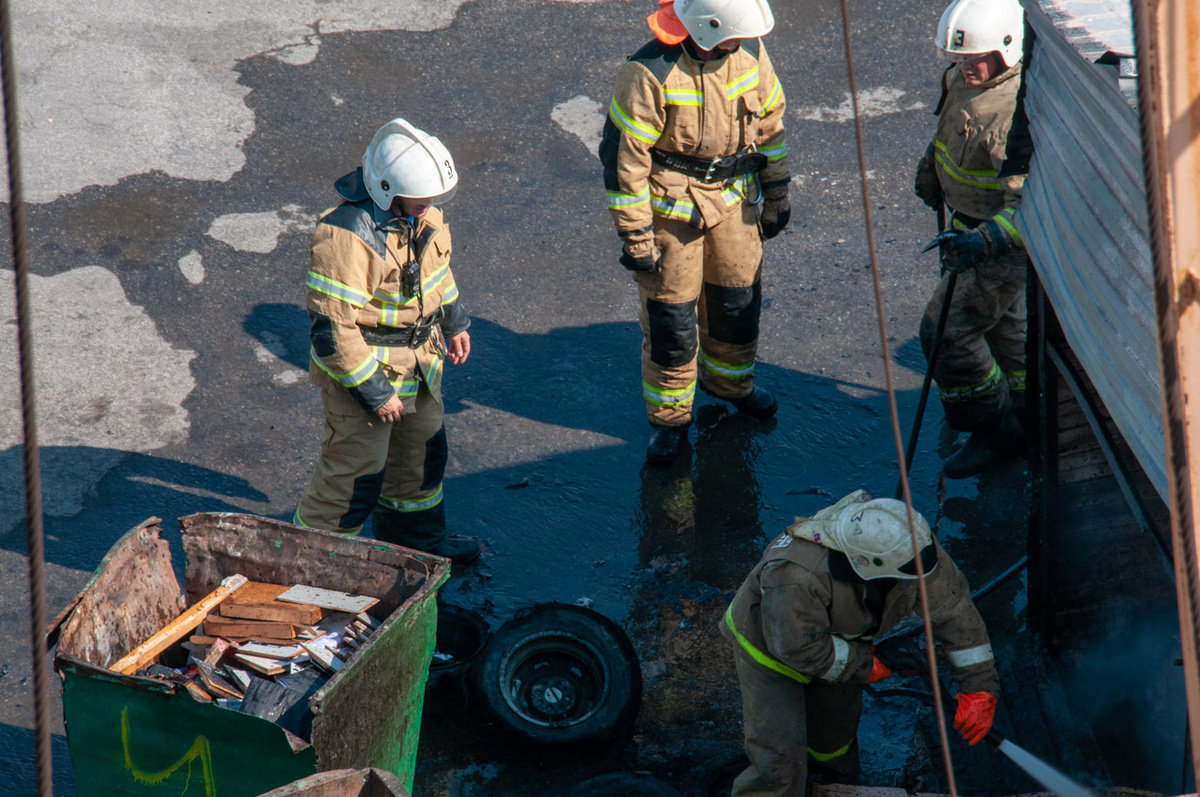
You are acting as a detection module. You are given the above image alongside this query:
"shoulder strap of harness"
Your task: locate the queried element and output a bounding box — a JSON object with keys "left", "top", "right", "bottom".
{"left": 933, "top": 65, "right": 955, "bottom": 116}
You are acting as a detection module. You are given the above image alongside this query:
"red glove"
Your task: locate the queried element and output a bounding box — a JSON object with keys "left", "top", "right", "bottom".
{"left": 954, "top": 691, "right": 997, "bottom": 745}
{"left": 866, "top": 656, "right": 893, "bottom": 683}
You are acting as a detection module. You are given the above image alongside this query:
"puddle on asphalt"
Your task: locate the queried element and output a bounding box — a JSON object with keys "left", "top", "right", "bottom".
{"left": 416, "top": 372, "right": 1053, "bottom": 796}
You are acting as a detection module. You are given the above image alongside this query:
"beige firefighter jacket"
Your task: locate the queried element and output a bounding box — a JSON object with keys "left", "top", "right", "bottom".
{"left": 305, "top": 169, "right": 469, "bottom": 413}
{"left": 723, "top": 530, "right": 999, "bottom": 695}
{"left": 601, "top": 38, "right": 789, "bottom": 257}
{"left": 917, "top": 63, "right": 1025, "bottom": 244}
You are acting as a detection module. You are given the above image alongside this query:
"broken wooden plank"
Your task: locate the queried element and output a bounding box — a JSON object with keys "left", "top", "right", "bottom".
{"left": 192, "top": 661, "right": 243, "bottom": 699}
{"left": 225, "top": 667, "right": 252, "bottom": 691}
{"left": 219, "top": 601, "right": 322, "bottom": 625}
{"left": 110, "top": 574, "right": 248, "bottom": 675}
{"left": 237, "top": 642, "right": 304, "bottom": 661}
{"left": 203, "top": 616, "right": 296, "bottom": 641}
{"left": 233, "top": 653, "right": 286, "bottom": 676}
{"left": 276, "top": 585, "right": 378, "bottom": 614}
{"left": 203, "top": 637, "right": 232, "bottom": 667}
{"left": 184, "top": 681, "right": 214, "bottom": 703}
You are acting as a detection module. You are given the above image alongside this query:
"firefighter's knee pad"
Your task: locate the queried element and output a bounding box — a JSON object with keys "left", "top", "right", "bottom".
{"left": 704, "top": 282, "right": 761, "bottom": 344}
{"left": 646, "top": 298, "right": 698, "bottom": 367}
{"left": 341, "top": 466, "right": 386, "bottom": 530}
{"left": 422, "top": 425, "right": 448, "bottom": 491}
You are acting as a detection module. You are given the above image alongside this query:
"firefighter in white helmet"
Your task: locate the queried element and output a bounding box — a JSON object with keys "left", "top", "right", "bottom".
{"left": 294, "top": 118, "right": 481, "bottom": 565}
{"left": 915, "top": 0, "right": 1029, "bottom": 478}
{"left": 599, "top": 0, "right": 791, "bottom": 465}
{"left": 722, "top": 491, "right": 999, "bottom": 794}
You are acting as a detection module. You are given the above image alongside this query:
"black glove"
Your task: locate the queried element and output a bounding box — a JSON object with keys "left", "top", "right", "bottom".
{"left": 873, "top": 637, "right": 925, "bottom": 679}
{"left": 759, "top": 198, "right": 791, "bottom": 240}
{"left": 914, "top": 142, "right": 942, "bottom": 210}
{"left": 915, "top": 177, "right": 944, "bottom": 211}
{"left": 619, "top": 249, "right": 661, "bottom": 272}
{"left": 933, "top": 219, "right": 1014, "bottom": 273}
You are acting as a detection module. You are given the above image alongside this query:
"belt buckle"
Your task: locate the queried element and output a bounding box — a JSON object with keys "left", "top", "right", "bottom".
{"left": 705, "top": 154, "right": 737, "bottom": 182}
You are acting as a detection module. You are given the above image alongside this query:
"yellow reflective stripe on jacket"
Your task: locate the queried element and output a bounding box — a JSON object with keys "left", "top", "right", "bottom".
{"left": 938, "top": 362, "right": 1003, "bottom": 403}
{"left": 426, "top": 352, "right": 444, "bottom": 386}
{"left": 441, "top": 281, "right": 459, "bottom": 304}
{"left": 373, "top": 263, "right": 453, "bottom": 320}
{"left": 759, "top": 140, "right": 787, "bottom": 161}
{"left": 379, "top": 483, "right": 443, "bottom": 513}
{"left": 665, "top": 88, "right": 703, "bottom": 106}
{"left": 762, "top": 78, "right": 783, "bottom": 113}
{"left": 809, "top": 739, "right": 854, "bottom": 762}
{"left": 724, "top": 605, "right": 812, "bottom": 684}
{"left": 726, "top": 65, "right": 760, "bottom": 99}
{"left": 609, "top": 97, "right": 660, "bottom": 144}
{"left": 935, "top": 140, "right": 1004, "bottom": 190}
{"left": 651, "top": 195, "right": 696, "bottom": 222}
{"left": 643, "top": 379, "right": 696, "bottom": 408}
{"left": 700, "top": 349, "right": 754, "bottom": 380}
{"left": 607, "top": 188, "right": 651, "bottom": 209}
{"left": 389, "top": 376, "right": 420, "bottom": 398}
{"left": 720, "top": 175, "right": 753, "bottom": 207}
{"left": 992, "top": 207, "right": 1023, "bottom": 246}
{"left": 310, "top": 348, "right": 379, "bottom": 388}
{"left": 307, "top": 271, "right": 371, "bottom": 307}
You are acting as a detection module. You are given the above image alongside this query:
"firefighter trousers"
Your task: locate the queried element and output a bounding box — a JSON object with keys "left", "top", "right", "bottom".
{"left": 634, "top": 201, "right": 764, "bottom": 426}
{"left": 295, "top": 379, "right": 448, "bottom": 548}
{"left": 732, "top": 646, "right": 863, "bottom": 797}
{"left": 919, "top": 252, "right": 1027, "bottom": 432}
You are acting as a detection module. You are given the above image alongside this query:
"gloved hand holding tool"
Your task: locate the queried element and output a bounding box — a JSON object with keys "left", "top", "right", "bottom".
{"left": 922, "top": 217, "right": 1017, "bottom": 273}
{"left": 866, "top": 654, "right": 893, "bottom": 684}
{"left": 874, "top": 636, "right": 926, "bottom": 679}
{"left": 954, "top": 690, "right": 998, "bottom": 746}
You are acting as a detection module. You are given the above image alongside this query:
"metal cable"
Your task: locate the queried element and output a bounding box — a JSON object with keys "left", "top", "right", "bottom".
{"left": 834, "top": 1, "right": 958, "bottom": 792}
{"left": 1, "top": 0, "right": 54, "bottom": 793}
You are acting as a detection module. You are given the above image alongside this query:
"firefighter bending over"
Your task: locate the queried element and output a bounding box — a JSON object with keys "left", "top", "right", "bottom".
{"left": 916, "top": 0, "right": 1029, "bottom": 478}
{"left": 723, "top": 491, "right": 999, "bottom": 795}
{"left": 294, "top": 118, "right": 480, "bottom": 565}
{"left": 600, "top": 0, "right": 791, "bottom": 465}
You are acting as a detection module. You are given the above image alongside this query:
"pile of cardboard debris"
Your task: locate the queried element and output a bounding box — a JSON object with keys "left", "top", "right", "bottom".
{"left": 110, "top": 574, "right": 382, "bottom": 741}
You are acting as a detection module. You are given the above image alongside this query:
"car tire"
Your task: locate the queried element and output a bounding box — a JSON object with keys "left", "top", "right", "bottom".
{"left": 472, "top": 603, "right": 642, "bottom": 745}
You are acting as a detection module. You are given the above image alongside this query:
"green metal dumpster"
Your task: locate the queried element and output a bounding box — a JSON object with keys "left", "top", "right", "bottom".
{"left": 50, "top": 513, "right": 449, "bottom": 797}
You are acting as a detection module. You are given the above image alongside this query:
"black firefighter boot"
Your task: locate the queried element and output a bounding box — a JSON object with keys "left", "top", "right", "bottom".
{"left": 647, "top": 422, "right": 690, "bottom": 466}
{"left": 943, "top": 411, "right": 1025, "bottom": 479}
{"left": 700, "top": 382, "right": 778, "bottom": 420}
{"left": 373, "top": 503, "right": 481, "bottom": 566}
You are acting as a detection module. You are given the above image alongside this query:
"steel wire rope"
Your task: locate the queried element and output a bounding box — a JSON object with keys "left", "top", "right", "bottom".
{"left": 833, "top": 0, "right": 958, "bottom": 792}
{"left": 1, "top": 0, "right": 54, "bottom": 793}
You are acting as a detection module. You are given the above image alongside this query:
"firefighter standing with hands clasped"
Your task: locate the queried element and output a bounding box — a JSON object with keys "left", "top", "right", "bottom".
{"left": 600, "top": 0, "right": 791, "bottom": 465}
{"left": 722, "top": 491, "right": 1000, "bottom": 795}
{"left": 294, "top": 118, "right": 481, "bottom": 566}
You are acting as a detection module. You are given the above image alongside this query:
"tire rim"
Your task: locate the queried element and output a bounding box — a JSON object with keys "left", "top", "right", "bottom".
{"left": 495, "top": 628, "right": 613, "bottom": 729}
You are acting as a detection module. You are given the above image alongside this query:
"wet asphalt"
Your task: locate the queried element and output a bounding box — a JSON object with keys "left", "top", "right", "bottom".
{"left": 0, "top": 0, "right": 1175, "bottom": 794}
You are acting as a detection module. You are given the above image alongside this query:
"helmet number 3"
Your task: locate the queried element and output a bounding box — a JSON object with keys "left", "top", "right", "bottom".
{"left": 444, "top": 159, "right": 454, "bottom": 179}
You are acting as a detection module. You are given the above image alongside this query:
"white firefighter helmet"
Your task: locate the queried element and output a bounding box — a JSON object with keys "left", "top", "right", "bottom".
{"left": 830, "top": 498, "right": 938, "bottom": 581}
{"left": 362, "top": 118, "right": 458, "bottom": 212}
{"left": 674, "top": 0, "right": 774, "bottom": 50}
{"left": 935, "top": 0, "right": 1024, "bottom": 69}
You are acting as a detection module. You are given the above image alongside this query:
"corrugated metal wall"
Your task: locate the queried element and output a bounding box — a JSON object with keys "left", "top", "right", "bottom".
{"left": 1018, "top": 0, "right": 1165, "bottom": 498}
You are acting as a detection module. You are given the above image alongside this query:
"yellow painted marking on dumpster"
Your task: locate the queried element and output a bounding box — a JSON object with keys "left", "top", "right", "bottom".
{"left": 121, "top": 706, "right": 216, "bottom": 796}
